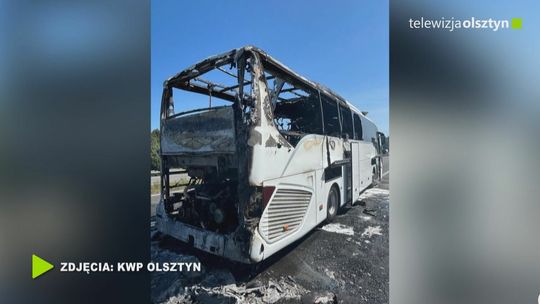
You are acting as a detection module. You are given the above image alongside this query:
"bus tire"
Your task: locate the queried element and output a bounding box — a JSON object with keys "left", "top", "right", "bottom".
{"left": 326, "top": 184, "right": 340, "bottom": 222}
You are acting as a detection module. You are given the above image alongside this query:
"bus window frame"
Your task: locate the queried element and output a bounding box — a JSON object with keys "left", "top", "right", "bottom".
{"left": 353, "top": 113, "right": 363, "bottom": 140}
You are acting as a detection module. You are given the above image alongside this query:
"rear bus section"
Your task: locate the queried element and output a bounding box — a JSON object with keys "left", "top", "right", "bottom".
{"left": 155, "top": 46, "right": 385, "bottom": 263}
{"left": 156, "top": 47, "right": 273, "bottom": 263}
{"left": 157, "top": 104, "right": 255, "bottom": 262}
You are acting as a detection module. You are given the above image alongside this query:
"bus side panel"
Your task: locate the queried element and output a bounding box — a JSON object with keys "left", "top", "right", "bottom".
{"left": 249, "top": 134, "right": 325, "bottom": 185}
{"left": 315, "top": 168, "right": 328, "bottom": 224}
{"left": 251, "top": 171, "right": 321, "bottom": 261}
{"left": 361, "top": 141, "right": 376, "bottom": 191}
{"left": 252, "top": 169, "right": 349, "bottom": 261}
{"left": 352, "top": 140, "right": 375, "bottom": 201}
{"left": 352, "top": 141, "right": 361, "bottom": 202}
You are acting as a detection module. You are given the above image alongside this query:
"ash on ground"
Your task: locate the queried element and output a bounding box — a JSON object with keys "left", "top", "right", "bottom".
{"left": 151, "top": 188, "right": 389, "bottom": 304}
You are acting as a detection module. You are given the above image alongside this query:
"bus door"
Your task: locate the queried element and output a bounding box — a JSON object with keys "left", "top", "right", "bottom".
{"left": 376, "top": 132, "right": 385, "bottom": 154}
{"left": 376, "top": 132, "right": 385, "bottom": 180}
{"left": 351, "top": 141, "right": 361, "bottom": 202}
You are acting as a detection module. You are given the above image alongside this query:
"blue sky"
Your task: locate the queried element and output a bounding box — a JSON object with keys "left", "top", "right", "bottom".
{"left": 151, "top": 0, "right": 388, "bottom": 134}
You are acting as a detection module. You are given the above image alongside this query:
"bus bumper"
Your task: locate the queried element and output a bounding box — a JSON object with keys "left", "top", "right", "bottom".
{"left": 155, "top": 200, "right": 252, "bottom": 263}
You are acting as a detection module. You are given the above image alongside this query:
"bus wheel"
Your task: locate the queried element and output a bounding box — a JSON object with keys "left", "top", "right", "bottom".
{"left": 327, "top": 185, "right": 339, "bottom": 222}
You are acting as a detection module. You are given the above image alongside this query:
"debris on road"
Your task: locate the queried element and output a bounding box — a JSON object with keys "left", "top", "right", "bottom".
{"left": 161, "top": 276, "right": 307, "bottom": 304}
{"left": 359, "top": 215, "right": 372, "bottom": 221}
{"left": 320, "top": 223, "right": 355, "bottom": 236}
{"left": 324, "top": 269, "right": 336, "bottom": 280}
{"left": 362, "top": 208, "right": 376, "bottom": 216}
{"left": 301, "top": 291, "right": 337, "bottom": 304}
{"left": 359, "top": 188, "right": 389, "bottom": 200}
{"left": 361, "top": 226, "right": 383, "bottom": 238}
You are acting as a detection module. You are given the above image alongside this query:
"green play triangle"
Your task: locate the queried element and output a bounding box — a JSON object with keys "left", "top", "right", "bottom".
{"left": 32, "top": 254, "right": 54, "bottom": 279}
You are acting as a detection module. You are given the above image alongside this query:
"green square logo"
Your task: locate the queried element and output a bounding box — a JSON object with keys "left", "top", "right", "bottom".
{"left": 511, "top": 18, "right": 522, "bottom": 29}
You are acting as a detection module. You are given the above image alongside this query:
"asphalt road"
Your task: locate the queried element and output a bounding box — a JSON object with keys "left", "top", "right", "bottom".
{"left": 150, "top": 156, "right": 389, "bottom": 303}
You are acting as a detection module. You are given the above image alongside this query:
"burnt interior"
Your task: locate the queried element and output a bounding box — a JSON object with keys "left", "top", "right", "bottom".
{"left": 163, "top": 160, "right": 239, "bottom": 233}
{"left": 264, "top": 67, "right": 362, "bottom": 147}
{"left": 270, "top": 80, "right": 323, "bottom": 146}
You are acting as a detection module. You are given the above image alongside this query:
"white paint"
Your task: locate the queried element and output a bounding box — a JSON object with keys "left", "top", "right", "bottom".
{"left": 361, "top": 226, "right": 383, "bottom": 238}
{"left": 320, "top": 223, "right": 354, "bottom": 236}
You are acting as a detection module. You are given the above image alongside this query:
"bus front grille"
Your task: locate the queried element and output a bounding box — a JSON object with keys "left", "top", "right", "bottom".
{"left": 259, "top": 188, "right": 312, "bottom": 243}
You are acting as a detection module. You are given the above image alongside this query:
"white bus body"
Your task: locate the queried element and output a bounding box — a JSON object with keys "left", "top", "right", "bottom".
{"left": 156, "top": 46, "right": 385, "bottom": 263}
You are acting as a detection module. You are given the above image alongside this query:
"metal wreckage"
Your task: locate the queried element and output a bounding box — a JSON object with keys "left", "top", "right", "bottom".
{"left": 156, "top": 46, "right": 385, "bottom": 263}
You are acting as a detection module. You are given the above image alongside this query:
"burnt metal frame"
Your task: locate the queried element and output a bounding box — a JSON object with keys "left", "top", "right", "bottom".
{"left": 159, "top": 46, "right": 360, "bottom": 204}
{"left": 160, "top": 46, "right": 352, "bottom": 120}
{"left": 162, "top": 46, "right": 353, "bottom": 111}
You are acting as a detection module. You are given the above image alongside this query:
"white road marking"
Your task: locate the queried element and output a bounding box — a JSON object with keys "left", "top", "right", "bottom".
{"left": 381, "top": 170, "right": 389, "bottom": 178}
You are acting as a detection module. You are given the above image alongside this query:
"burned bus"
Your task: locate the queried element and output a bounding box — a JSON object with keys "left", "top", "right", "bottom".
{"left": 155, "top": 46, "right": 385, "bottom": 263}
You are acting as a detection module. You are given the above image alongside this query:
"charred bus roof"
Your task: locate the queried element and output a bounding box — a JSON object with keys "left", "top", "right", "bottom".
{"left": 162, "top": 45, "right": 372, "bottom": 123}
